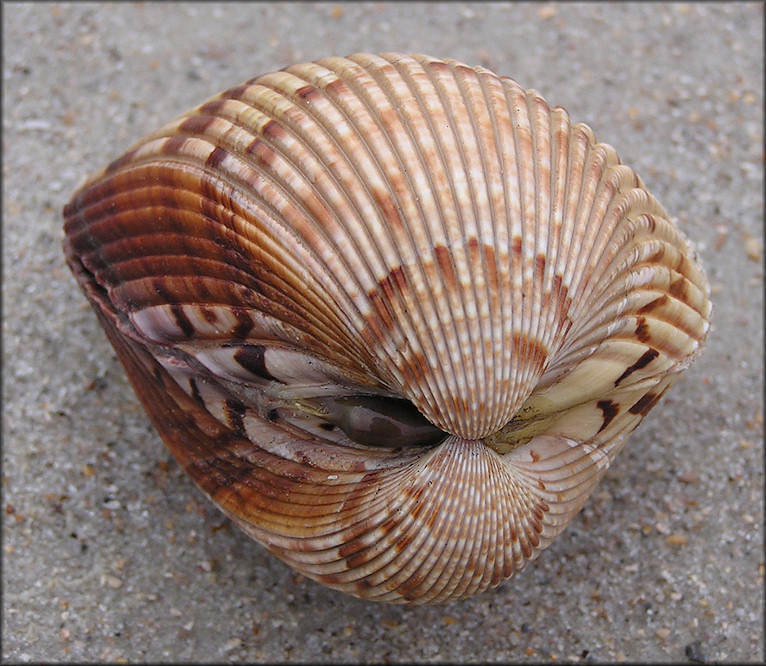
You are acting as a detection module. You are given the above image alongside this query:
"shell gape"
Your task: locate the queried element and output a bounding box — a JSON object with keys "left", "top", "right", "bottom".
{"left": 63, "top": 53, "right": 711, "bottom": 604}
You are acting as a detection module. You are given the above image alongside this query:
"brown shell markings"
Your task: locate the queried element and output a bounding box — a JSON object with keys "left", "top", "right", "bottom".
{"left": 63, "top": 53, "right": 711, "bottom": 604}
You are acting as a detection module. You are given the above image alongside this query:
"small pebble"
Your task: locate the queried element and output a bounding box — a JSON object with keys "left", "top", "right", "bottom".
{"left": 222, "top": 637, "right": 241, "bottom": 652}
{"left": 678, "top": 470, "right": 700, "bottom": 484}
{"left": 537, "top": 5, "right": 556, "bottom": 20}
{"left": 666, "top": 534, "right": 689, "bottom": 546}
{"left": 685, "top": 640, "right": 706, "bottom": 663}
{"left": 101, "top": 574, "right": 123, "bottom": 589}
{"left": 744, "top": 233, "right": 762, "bottom": 262}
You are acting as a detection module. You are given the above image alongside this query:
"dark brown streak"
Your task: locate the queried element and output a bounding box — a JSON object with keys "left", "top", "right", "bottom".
{"left": 206, "top": 146, "right": 229, "bottom": 169}
{"left": 614, "top": 348, "right": 659, "bottom": 387}
{"left": 597, "top": 399, "right": 620, "bottom": 433}
{"left": 637, "top": 294, "right": 668, "bottom": 314}
{"left": 189, "top": 378, "right": 204, "bottom": 406}
{"left": 178, "top": 115, "right": 217, "bottom": 137}
{"left": 231, "top": 309, "right": 255, "bottom": 339}
{"left": 233, "top": 345, "right": 279, "bottom": 382}
{"left": 225, "top": 398, "right": 247, "bottom": 433}
{"left": 170, "top": 304, "right": 195, "bottom": 338}
{"left": 635, "top": 316, "right": 651, "bottom": 343}
{"left": 628, "top": 392, "right": 661, "bottom": 416}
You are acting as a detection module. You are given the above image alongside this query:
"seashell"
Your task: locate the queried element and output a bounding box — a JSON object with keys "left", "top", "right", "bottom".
{"left": 63, "top": 53, "right": 711, "bottom": 604}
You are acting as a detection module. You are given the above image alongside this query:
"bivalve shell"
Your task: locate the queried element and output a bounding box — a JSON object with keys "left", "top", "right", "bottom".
{"left": 63, "top": 53, "right": 711, "bottom": 604}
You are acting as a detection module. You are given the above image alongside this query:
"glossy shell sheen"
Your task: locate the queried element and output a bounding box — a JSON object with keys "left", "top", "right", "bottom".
{"left": 63, "top": 53, "right": 711, "bottom": 604}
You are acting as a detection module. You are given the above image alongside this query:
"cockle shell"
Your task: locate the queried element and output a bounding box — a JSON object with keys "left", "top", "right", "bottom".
{"left": 63, "top": 53, "right": 711, "bottom": 604}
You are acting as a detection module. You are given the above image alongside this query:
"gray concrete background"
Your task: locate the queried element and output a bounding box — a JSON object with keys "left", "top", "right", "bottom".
{"left": 3, "top": 2, "right": 763, "bottom": 662}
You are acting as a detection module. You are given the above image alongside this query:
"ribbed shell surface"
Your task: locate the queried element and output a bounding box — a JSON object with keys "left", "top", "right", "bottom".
{"left": 63, "top": 53, "right": 711, "bottom": 604}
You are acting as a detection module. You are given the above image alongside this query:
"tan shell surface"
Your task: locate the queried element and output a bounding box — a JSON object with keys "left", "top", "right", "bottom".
{"left": 63, "top": 53, "right": 711, "bottom": 604}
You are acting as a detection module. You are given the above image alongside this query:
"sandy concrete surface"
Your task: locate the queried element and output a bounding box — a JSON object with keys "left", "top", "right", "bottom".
{"left": 3, "top": 2, "right": 763, "bottom": 663}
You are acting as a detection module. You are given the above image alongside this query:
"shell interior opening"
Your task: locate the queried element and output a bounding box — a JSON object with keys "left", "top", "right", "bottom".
{"left": 299, "top": 395, "right": 449, "bottom": 449}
